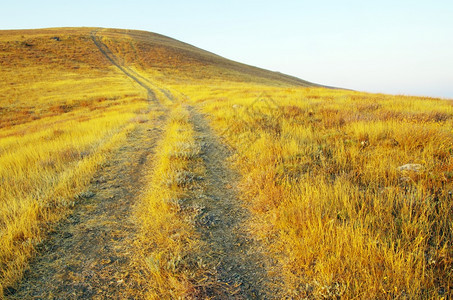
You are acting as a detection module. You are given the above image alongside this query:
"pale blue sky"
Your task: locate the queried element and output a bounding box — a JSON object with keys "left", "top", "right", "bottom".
{"left": 1, "top": 0, "right": 452, "bottom": 98}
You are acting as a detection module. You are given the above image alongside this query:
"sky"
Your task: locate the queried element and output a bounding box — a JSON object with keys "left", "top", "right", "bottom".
{"left": 1, "top": 0, "right": 452, "bottom": 99}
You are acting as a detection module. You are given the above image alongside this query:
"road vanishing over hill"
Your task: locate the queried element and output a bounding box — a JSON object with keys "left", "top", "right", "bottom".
{"left": 9, "top": 30, "right": 273, "bottom": 299}
{"left": 91, "top": 29, "right": 176, "bottom": 103}
{"left": 3, "top": 27, "right": 451, "bottom": 299}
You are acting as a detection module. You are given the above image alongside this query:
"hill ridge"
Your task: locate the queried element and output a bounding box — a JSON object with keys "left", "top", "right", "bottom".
{"left": 0, "top": 27, "right": 323, "bottom": 87}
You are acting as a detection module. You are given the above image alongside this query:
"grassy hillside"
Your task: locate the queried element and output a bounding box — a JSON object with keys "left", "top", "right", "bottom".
{"left": 0, "top": 27, "right": 452, "bottom": 298}
{"left": 187, "top": 85, "right": 453, "bottom": 298}
{"left": 95, "top": 28, "right": 321, "bottom": 86}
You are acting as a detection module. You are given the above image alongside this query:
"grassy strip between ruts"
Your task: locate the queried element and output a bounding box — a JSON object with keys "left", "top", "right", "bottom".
{"left": 134, "top": 104, "right": 211, "bottom": 299}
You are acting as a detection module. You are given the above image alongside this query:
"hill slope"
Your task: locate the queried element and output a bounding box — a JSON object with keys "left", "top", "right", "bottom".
{"left": 0, "top": 27, "right": 321, "bottom": 129}
{"left": 0, "top": 27, "right": 320, "bottom": 88}
{"left": 1, "top": 27, "right": 321, "bottom": 298}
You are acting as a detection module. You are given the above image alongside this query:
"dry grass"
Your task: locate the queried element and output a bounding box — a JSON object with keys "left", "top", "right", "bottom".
{"left": 2, "top": 27, "right": 452, "bottom": 298}
{"left": 179, "top": 84, "right": 453, "bottom": 298}
{"left": 0, "top": 28, "right": 149, "bottom": 294}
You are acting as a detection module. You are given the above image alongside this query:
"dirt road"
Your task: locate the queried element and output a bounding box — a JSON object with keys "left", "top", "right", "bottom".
{"left": 8, "top": 32, "right": 273, "bottom": 299}
{"left": 189, "top": 107, "right": 272, "bottom": 299}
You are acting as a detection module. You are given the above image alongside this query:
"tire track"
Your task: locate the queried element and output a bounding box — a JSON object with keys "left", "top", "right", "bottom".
{"left": 188, "top": 106, "right": 272, "bottom": 299}
{"left": 91, "top": 30, "right": 161, "bottom": 102}
{"left": 9, "top": 109, "right": 168, "bottom": 299}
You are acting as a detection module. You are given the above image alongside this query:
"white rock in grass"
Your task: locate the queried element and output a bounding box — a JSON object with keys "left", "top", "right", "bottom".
{"left": 397, "top": 163, "right": 424, "bottom": 172}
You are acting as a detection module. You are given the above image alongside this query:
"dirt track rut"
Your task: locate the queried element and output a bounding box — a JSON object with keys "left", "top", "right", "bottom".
{"left": 91, "top": 30, "right": 175, "bottom": 103}
{"left": 189, "top": 107, "right": 271, "bottom": 299}
{"left": 10, "top": 108, "right": 166, "bottom": 299}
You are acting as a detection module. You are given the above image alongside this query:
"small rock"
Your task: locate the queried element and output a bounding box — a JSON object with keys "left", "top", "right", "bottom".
{"left": 397, "top": 163, "right": 424, "bottom": 172}
{"left": 79, "top": 191, "right": 95, "bottom": 199}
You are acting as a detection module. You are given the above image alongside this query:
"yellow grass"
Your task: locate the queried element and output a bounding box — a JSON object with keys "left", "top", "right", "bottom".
{"left": 0, "top": 28, "right": 150, "bottom": 293}
{"left": 179, "top": 83, "right": 453, "bottom": 298}
{"left": 1, "top": 28, "right": 452, "bottom": 298}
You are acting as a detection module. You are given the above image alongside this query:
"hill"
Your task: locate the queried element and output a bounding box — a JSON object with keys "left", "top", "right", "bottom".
{"left": 0, "top": 27, "right": 452, "bottom": 299}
